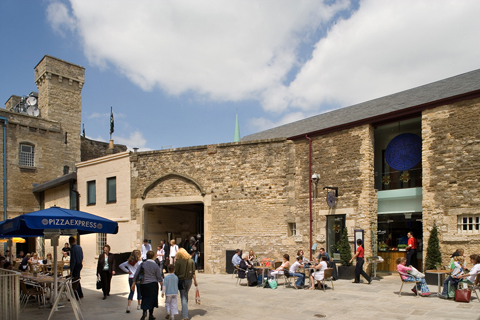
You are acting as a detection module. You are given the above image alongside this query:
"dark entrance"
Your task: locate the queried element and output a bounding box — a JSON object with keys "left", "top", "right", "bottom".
{"left": 145, "top": 203, "right": 204, "bottom": 270}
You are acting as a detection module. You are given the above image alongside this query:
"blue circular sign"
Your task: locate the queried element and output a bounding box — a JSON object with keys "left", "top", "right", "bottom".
{"left": 385, "top": 133, "right": 422, "bottom": 171}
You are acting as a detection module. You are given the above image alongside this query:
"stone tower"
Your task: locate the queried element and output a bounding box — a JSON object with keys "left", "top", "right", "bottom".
{"left": 34, "top": 55, "right": 84, "bottom": 165}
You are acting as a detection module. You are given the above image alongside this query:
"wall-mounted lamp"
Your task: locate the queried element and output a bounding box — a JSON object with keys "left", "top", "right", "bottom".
{"left": 311, "top": 173, "right": 320, "bottom": 182}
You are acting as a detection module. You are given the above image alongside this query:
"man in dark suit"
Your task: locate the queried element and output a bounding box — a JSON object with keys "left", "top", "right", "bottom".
{"left": 163, "top": 239, "right": 170, "bottom": 272}
{"left": 69, "top": 236, "right": 84, "bottom": 299}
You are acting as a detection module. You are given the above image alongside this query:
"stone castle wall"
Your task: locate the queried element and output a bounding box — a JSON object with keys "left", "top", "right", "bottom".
{"left": 422, "top": 97, "right": 480, "bottom": 264}
{"left": 80, "top": 137, "right": 127, "bottom": 162}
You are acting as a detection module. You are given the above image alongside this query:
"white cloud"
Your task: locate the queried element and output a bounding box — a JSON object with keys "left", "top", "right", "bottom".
{"left": 46, "top": 1, "right": 76, "bottom": 36}
{"left": 284, "top": 0, "right": 480, "bottom": 111}
{"left": 49, "top": 0, "right": 480, "bottom": 127}
{"left": 48, "top": 0, "right": 351, "bottom": 101}
{"left": 115, "top": 131, "right": 150, "bottom": 151}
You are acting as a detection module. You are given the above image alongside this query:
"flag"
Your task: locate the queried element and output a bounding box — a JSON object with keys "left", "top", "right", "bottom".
{"left": 82, "top": 123, "right": 85, "bottom": 137}
{"left": 110, "top": 107, "right": 114, "bottom": 135}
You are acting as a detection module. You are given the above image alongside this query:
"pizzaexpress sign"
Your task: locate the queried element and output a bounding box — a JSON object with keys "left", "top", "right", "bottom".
{"left": 41, "top": 218, "right": 103, "bottom": 230}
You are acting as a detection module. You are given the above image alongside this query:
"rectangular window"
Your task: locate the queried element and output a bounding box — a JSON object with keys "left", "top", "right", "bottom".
{"left": 97, "top": 233, "right": 107, "bottom": 256}
{"left": 106, "top": 177, "right": 116, "bottom": 203}
{"left": 87, "top": 180, "right": 96, "bottom": 205}
{"left": 288, "top": 222, "right": 296, "bottom": 236}
{"left": 19, "top": 144, "right": 34, "bottom": 167}
{"left": 458, "top": 215, "right": 480, "bottom": 233}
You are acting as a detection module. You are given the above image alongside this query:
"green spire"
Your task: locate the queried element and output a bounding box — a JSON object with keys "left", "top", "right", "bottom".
{"left": 234, "top": 113, "right": 240, "bottom": 142}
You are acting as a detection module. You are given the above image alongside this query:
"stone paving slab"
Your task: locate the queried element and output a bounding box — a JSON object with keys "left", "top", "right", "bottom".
{"left": 21, "top": 269, "right": 480, "bottom": 320}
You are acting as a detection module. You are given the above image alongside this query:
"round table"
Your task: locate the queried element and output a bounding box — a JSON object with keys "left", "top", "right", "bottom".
{"left": 425, "top": 269, "right": 450, "bottom": 296}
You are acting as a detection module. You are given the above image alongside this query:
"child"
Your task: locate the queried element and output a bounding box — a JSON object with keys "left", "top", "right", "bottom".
{"left": 162, "top": 264, "right": 179, "bottom": 319}
{"left": 440, "top": 255, "right": 464, "bottom": 299}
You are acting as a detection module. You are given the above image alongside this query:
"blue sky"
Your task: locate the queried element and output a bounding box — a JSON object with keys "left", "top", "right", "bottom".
{"left": 1, "top": 0, "right": 480, "bottom": 151}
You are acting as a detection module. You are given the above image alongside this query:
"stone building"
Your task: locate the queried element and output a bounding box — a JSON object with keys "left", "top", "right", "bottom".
{"left": 0, "top": 55, "right": 126, "bottom": 257}
{"left": 130, "top": 68, "right": 480, "bottom": 273}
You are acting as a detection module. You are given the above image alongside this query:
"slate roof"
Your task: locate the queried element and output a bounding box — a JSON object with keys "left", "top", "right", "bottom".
{"left": 241, "top": 68, "right": 480, "bottom": 141}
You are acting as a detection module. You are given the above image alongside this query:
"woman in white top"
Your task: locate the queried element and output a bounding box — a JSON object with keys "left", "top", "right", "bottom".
{"left": 270, "top": 254, "right": 290, "bottom": 279}
{"left": 169, "top": 240, "right": 179, "bottom": 265}
{"left": 309, "top": 256, "right": 328, "bottom": 290}
{"left": 119, "top": 250, "right": 142, "bottom": 313}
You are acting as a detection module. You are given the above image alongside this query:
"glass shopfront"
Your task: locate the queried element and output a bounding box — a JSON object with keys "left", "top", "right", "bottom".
{"left": 377, "top": 212, "right": 423, "bottom": 271}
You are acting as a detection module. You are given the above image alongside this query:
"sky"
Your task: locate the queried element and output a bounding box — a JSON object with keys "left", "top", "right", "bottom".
{"left": 1, "top": 0, "right": 480, "bottom": 151}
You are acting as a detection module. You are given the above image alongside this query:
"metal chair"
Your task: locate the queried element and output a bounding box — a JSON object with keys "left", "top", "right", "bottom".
{"left": 281, "top": 268, "right": 299, "bottom": 289}
{"left": 235, "top": 268, "right": 247, "bottom": 286}
{"left": 232, "top": 265, "right": 239, "bottom": 279}
{"left": 20, "top": 280, "right": 46, "bottom": 309}
{"left": 467, "top": 273, "right": 480, "bottom": 303}
{"left": 320, "top": 268, "right": 334, "bottom": 291}
{"left": 398, "top": 272, "right": 420, "bottom": 297}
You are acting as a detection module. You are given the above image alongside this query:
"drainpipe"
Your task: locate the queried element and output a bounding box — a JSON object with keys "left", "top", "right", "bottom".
{"left": 306, "top": 135, "right": 313, "bottom": 261}
{"left": 1, "top": 116, "right": 7, "bottom": 253}
{"left": 1, "top": 116, "right": 6, "bottom": 222}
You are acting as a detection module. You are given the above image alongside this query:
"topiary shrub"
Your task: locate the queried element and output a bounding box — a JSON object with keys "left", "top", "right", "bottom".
{"left": 338, "top": 227, "right": 353, "bottom": 266}
{"left": 425, "top": 224, "right": 442, "bottom": 270}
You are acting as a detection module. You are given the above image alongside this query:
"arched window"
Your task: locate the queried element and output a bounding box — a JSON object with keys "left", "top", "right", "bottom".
{"left": 19, "top": 143, "right": 34, "bottom": 167}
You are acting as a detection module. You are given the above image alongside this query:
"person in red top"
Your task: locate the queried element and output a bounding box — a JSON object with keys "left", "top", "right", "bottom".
{"left": 349, "top": 239, "right": 371, "bottom": 284}
{"left": 406, "top": 231, "right": 418, "bottom": 268}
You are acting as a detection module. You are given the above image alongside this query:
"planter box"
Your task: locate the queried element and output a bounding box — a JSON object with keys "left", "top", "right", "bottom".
{"left": 425, "top": 272, "right": 445, "bottom": 286}
{"left": 338, "top": 265, "right": 355, "bottom": 280}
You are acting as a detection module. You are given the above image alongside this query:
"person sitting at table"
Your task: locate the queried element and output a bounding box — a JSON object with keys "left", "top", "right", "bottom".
{"left": 461, "top": 254, "right": 480, "bottom": 285}
{"left": 396, "top": 257, "right": 430, "bottom": 296}
{"left": 289, "top": 256, "right": 305, "bottom": 289}
{"left": 449, "top": 249, "right": 467, "bottom": 270}
{"left": 248, "top": 250, "right": 255, "bottom": 263}
{"left": 316, "top": 248, "right": 331, "bottom": 263}
{"left": 3, "top": 261, "right": 13, "bottom": 270}
{"left": 62, "top": 251, "right": 71, "bottom": 269}
{"left": 232, "top": 249, "right": 242, "bottom": 269}
{"left": 45, "top": 253, "right": 53, "bottom": 264}
{"left": 0, "top": 256, "right": 5, "bottom": 269}
{"left": 309, "top": 255, "right": 329, "bottom": 290}
{"left": 17, "top": 251, "right": 24, "bottom": 259}
{"left": 238, "top": 253, "right": 253, "bottom": 280}
{"left": 439, "top": 255, "right": 465, "bottom": 299}
{"left": 19, "top": 254, "right": 30, "bottom": 272}
{"left": 297, "top": 250, "right": 309, "bottom": 264}
{"left": 270, "top": 254, "right": 290, "bottom": 279}
{"left": 62, "top": 242, "right": 71, "bottom": 256}
{"left": 29, "top": 252, "right": 39, "bottom": 264}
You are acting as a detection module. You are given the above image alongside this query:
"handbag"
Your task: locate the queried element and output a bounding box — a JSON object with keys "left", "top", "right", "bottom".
{"left": 195, "top": 287, "right": 201, "bottom": 305}
{"left": 135, "top": 263, "right": 144, "bottom": 284}
{"left": 454, "top": 289, "right": 471, "bottom": 303}
{"left": 96, "top": 275, "right": 102, "bottom": 290}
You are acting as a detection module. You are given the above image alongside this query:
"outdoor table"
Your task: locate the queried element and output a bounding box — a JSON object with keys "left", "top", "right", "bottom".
{"left": 254, "top": 266, "right": 271, "bottom": 286}
{"left": 425, "top": 269, "right": 450, "bottom": 296}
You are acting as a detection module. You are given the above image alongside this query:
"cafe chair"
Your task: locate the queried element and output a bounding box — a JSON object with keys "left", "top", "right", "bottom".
{"left": 467, "top": 274, "right": 480, "bottom": 303}
{"left": 232, "top": 265, "right": 239, "bottom": 279}
{"left": 398, "top": 273, "right": 420, "bottom": 297}
{"left": 320, "top": 268, "right": 334, "bottom": 291}
{"left": 281, "top": 268, "right": 298, "bottom": 289}
{"left": 235, "top": 268, "right": 248, "bottom": 286}
{"left": 56, "top": 261, "right": 65, "bottom": 277}
{"left": 20, "top": 280, "right": 47, "bottom": 309}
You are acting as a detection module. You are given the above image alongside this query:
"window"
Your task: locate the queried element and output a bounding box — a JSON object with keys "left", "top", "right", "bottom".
{"left": 106, "top": 177, "right": 116, "bottom": 203}
{"left": 19, "top": 144, "right": 34, "bottom": 167}
{"left": 97, "top": 233, "right": 107, "bottom": 255}
{"left": 63, "top": 166, "right": 69, "bottom": 175}
{"left": 288, "top": 223, "right": 296, "bottom": 236}
{"left": 458, "top": 215, "right": 480, "bottom": 233}
{"left": 87, "top": 180, "right": 96, "bottom": 205}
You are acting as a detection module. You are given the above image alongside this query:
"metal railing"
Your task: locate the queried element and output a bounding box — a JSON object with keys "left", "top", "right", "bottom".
{"left": 0, "top": 269, "right": 20, "bottom": 320}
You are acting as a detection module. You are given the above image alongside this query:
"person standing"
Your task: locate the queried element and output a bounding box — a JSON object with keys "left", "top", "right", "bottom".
{"left": 156, "top": 243, "right": 165, "bottom": 277}
{"left": 69, "top": 236, "right": 84, "bottom": 299}
{"left": 175, "top": 248, "right": 198, "bottom": 320}
{"left": 406, "top": 231, "right": 418, "bottom": 268}
{"left": 163, "top": 239, "right": 170, "bottom": 271}
{"left": 170, "top": 240, "right": 179, "bottom": 265}
{"left": 119, "top": 250, "right": 142, "bottom": 313}
{"left": 162, "top": 264, "right": 179, "bottom": 320}
{"left": 141, "top": 239, "right": 152, "bottom": 261}
{"left": 350, "top": 239, "right": 371, "bottom": 284}
{"left": 132, "top": 250, "right": 163, "bottom": 320}
{"left": 62, "top": 242, "right": 71, "bottom": 256}
{"left": 97, "top": 244, "right": 115, "bottom": 300}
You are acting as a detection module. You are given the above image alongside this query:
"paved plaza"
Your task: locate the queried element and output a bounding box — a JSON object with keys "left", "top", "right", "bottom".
{"left": 21, "top": 269, "right": 480, "bottom": 320}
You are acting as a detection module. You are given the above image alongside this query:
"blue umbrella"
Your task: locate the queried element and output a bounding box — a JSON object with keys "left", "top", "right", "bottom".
{"left": 0, "top": 206, "right": 118, "bottom": 236}
{"left": 0, "top": 206, "right": 118, "bottom": 311}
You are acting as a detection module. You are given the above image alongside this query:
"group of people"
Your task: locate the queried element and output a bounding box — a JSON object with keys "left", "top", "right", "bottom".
{"left": 233, "top": 247, "right": 335, "bottom": 289}
{"left": 120, "top": 247, "right": 198, "bottom": 320}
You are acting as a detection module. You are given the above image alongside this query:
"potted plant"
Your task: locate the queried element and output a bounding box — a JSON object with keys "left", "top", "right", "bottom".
{"left": 337, "top": 227, "right": 355, "bottom": 279}
{"left": 425, "top": 224, "right": 443, "bottom": 285}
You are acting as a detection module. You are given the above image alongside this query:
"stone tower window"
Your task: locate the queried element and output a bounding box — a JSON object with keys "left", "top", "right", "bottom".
{"left": 19, "top": 144, "right": 34, "bottom": 167}
{"left": 458, "top": 215, "right": 480, "bottom": 233}
{"left": 288, "top": 222, "right": 296, "bottom": 236}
